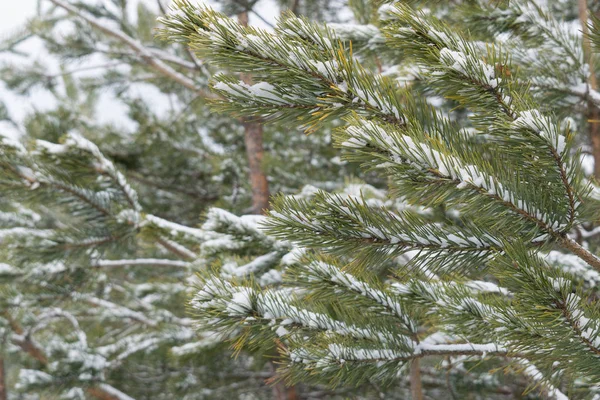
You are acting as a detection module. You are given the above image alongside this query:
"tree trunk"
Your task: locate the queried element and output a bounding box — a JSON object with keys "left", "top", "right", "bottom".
{"left": 238, "top": 12, "right": 270, "bottom": 215}
{"left": 267, "top": 360, "right": 298, "bottom": 400}
{"left": 0, "top": 358, "right": 6, "bottom": 400}
{"left": 410, "top": 359, "right": 424, "bottom": 400}
{"left": 578, "top": 0, "right": 600, "bottom": 179}
{"left": 86, "top": 387, "right": 121, "bottom": 400}
{"left": 237, "top": 13, "right": 295, "bottom": 399}
{"left": 5, "top": 313, "right": 127, "bottom": 400}
{"left": 290, "top": 0, "right": 301, "bottom": 14}
{"left": 590, "top": 114, "right": 600, "bottom": 179}
{"left": 241, "top": 116, "right": 270, "bottom": 214}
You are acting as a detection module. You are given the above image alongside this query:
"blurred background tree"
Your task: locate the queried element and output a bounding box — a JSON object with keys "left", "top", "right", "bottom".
{"left": 4, "top": 0, "right": 600, "bottom": 399}
{"left": 0, "top": 0, "right": 364, "bottom": 399}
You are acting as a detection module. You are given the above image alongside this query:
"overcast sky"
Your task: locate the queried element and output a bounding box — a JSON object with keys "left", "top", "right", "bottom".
{"left": 0, "top": 0, "right": 278, "bottom": 37}
{"left": 0, "top": 0, "right": 38, "bottom": 36}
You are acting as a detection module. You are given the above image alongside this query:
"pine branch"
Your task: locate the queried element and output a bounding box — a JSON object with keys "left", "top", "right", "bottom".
{"left": 292, "top": 259, "right": 417, "bottom": 334}
{"left": 6, "top": 313, "right": 134, "bottom": 400}
{"left": 146, "top": 47, "right": 202, "bottom": 71}
{"left": 266, "top": 190, "right": 507, "bottom": 273}
{"left": 558, "top": 236, "right": 600, "bottom": 273}
{"left": 78, "top": 295, "right": 159, "bottom": 327}
{"left": 144, "top": 214, "right": 206, "bottom": 240}
{"left": 385, "top": 6, "right": 581, "bottom": 227}
{"left": 158, "top": 3, "right": 405, "bottom": 130}
{"left": 156, "top": 237, "right": 196, "bottom": 260}
{"left": 91, "top": 258, "right": 191, "bottom": 268}
{"left": 27, "top": 309, "right": 87, "bottom": 347}
{"left": 87, "top": 384, "right": 135, "bottom": 400}
{"left": 48, "top": 0, "right": 213, "bottom": 97}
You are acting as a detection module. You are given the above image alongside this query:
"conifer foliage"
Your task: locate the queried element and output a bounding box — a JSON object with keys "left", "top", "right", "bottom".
{"left": 159, "top": 0, "right": 600, "bottom": 398}
{"left": 0, "top": 0, "right": 351, "bottom": 399}
{"left": 3, "top": 0, "right": 600, "bottom": 399}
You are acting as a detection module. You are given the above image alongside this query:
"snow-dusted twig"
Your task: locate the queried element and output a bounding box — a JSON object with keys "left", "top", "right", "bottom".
{"left": 578, "top": 225, "right": 600, "bottom": 239}
{"left": 311, "top": 342, "right": 509, "bottom": 364}
{"left": 518, "top": 359, "right": 569, "bottom": 400}
{"left": 90, "top": 383, "right": 136, "bottom": 400}
{"left": 27, "top": 308, "right": 87, "bottom": 347}
{"left": 92, "top": 258, "right": 190, "bottom": 269}
{"left": 157, "top": 236, "right": 197, "bottom": 260}
{"left": 145, "top": 214, "right": 206, "bottom": 240}
{"left": 147, "top": 47, "right": 201, "bottom": 70}
{"left": 10, "top": 333, "right": 48, "bottom": 365}
{"left": 48, "top": 0, "right": 214, "bottom": 98}
{"left": 77, "top": 295, "right": 159, "bottom": 327}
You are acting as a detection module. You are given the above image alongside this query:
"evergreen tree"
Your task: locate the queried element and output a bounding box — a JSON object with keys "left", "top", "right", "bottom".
{"left": 0, "top": 0, "right": 355, "bottom": 399}
{"left": 157, "top": 0, "right": 600, "bottom": 398}
{"left": 5, "top": 0, "right": 600, "bottom": 398}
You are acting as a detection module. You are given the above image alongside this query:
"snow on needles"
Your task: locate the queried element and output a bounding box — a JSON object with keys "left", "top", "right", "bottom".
{"left": 513, "top": 110, "right": 567, "bottom": 155}
{"left": 342, "top": 119, "right": 559, "bottom": 229}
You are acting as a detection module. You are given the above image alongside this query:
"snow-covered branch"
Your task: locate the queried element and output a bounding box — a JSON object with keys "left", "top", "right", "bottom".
{"left": 92, "top": 258, "right": 190, "bottom": 269}
{"left": 48, "top": 0, "right": 214, "bottom": 97}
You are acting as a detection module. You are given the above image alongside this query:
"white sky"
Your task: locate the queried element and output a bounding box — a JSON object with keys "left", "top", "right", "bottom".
{"left": 0, "top": 0, "right": 38, "bottom": 36}
{"left": 0, "top": 0, "right": 51, "bottom": 139}
{"left": 0, "top": 0, "right": 279, "bottom": 36}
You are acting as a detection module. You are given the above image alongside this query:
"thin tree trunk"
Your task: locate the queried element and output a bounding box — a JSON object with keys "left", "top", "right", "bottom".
{"left": 589, "top": 113, "right": 600, "bottom": 179}
{"left": 241, "top": 116, "right": 270, "bottom": 214}
{"left": 238, "top": 13, "right": 292, "bottom": 398}
{"left": 5, "top": 313, "right": 49, "bottom": 365}
{"left": 238, "top": 12, "right": 270, "bottom": 215}
{"left": 578, "top": 0, "right": 600, "bottom": 179}
{"left": 267, "top": 361, "right": 298, "bottom": 400}
{"left": 6, "top": 313, "right": 129, "bottom": 400}
{"left": 0, "top": 357, "right": 6, "bottom": 400}
{"left": 290, "top": 0, "right": 301, "bottom": 14}
{"left": 410, "top": 359, "right": 424, "bottom": 400}
{"left": 86, "top": 387, "right": 121, "bottom": 400}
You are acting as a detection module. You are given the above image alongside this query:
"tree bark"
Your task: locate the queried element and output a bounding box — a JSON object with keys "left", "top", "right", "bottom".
{"left": 238, "top": 12, "right": 270, "bottom": 215}
{"left": 590, "top": 115, "right": 600, "bottom": 179}
{"left": 241, "top": 116, "right": 270, "bottom": 214}
{"left": 267, "top": 360, "right": 298, "bottom": 400}
{"left": 290, "top": 0, "right": 301, "bottom": 14}
{"left": 578, "top": 0, "right": 600, "bottom": 179}
{"left": 5, "top": 312, "right": 130, "bottom": 400}
{"left": 237, "top": 13, "right": 294, "bottom": 399}
{"left": 410, "top": 359, "right": 424, "bottom": 400}
{"left": 0, "top": 358, "right": 6, "bottom": 400}
{"left": 86, "top": 387, "right": 121, "bottom": 400}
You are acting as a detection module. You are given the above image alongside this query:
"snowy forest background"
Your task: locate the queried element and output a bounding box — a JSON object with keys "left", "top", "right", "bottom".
{"left": 3, "top": 0, "right": 600, "bottom": 399}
